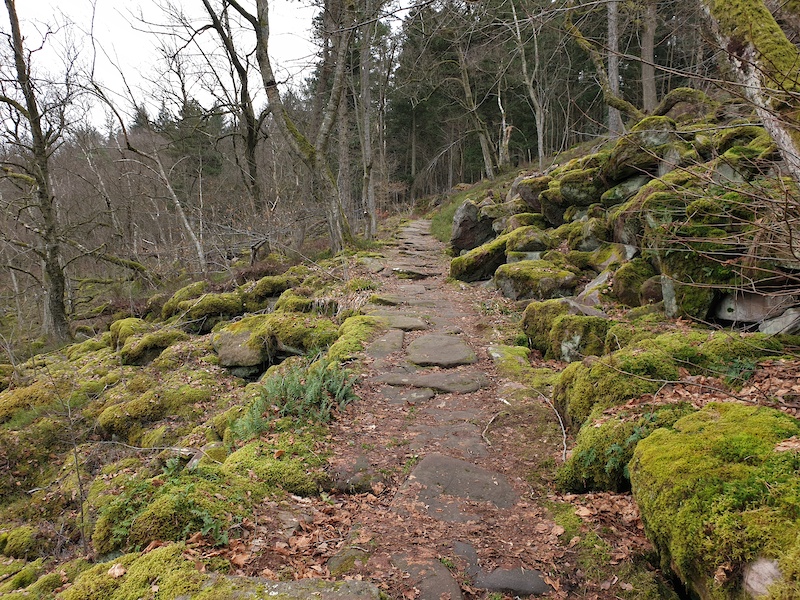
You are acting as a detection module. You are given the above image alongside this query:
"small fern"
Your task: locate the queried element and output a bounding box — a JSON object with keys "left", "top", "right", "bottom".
{"left": 233, "top": 357, "right": 358, "bottom": 440}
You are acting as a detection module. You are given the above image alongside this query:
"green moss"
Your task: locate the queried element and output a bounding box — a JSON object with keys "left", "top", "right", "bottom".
{"left": 488, "top": 345, "right": 558, "bottom": 389}
{"left": 177, "top": 292, "right": 244, "bottom": 332}
{"left": 505, "top": 226, "right": 553, "bottom": 253}
{"left": 449, "top": 234, "right": 510, "bottom": 282}
{"left": 3, "top": 525, "right": 37, "bottom": 559}
{"left": 24, "top": 571, "right": 62, "bottom": 597}
{"left": 557, "top": 403, "right": 695, "bottom": 492}
{"left": 0, "top": 379, "right": 68, "bottom": 424}
{"left": 222, "top": 313, "right": 340, "bottom": 361}
{"left": 61, "top": 543, "right": 206, "bottom": 600}
{"left": 494, "top": 260, "right": 578, "bottom": 301}
{"left": 327, "top": 315, "right": 386, "bottom": 362}
{"left": 503, "top": 213, "right": 547, "bottom": 232}
{"left": 522, "top": 299, "right": 572, "bottom": 354}
{"left": 0, "top": 559, "right": 44, "bottom": 593}
{"left": 274, "top": 289, "right": 315, "bottom": 313}
{"left": 613, "top": 259, "right": 657, "bottom": 307}
{"left": 119, "top": 329, "right": 189, "bottom": 366}
{"left": 344, "top": 277, "right": 378, "bottom": 292}
{"left": 549, "top": 315, "right": 610, "bottom": 362}
{"left": 558, "top": 167, "right": 607, "bottom": 206}
{"left": 162, "top": 281, "right": 208, "bottom": 319}
{"left": 238, "top": 274, "right": 301, "bottom": 312}
{"left": 223, "top": 433, "right": 328, "bottom": 496}
{"left": 630, "top": 404, "right": 800, "bottom": 598}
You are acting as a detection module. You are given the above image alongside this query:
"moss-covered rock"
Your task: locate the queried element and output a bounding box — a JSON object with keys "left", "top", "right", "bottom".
{"left": 494, "top": 260, "right": 579, "bottom": 301}
{"left": 522, "top": 299, "right": 574, "bottom": 354}
{"left": 603, "top": 116, "right": 679, "bottom": 182}
{"left": 177, "top": 292, "right": 244, "bottom": 333}
{"left": 505, "top": 226, "right": 553, "bottom": 254}
{"left": 2, "top": 525, "right": 38, "bottom": 559}
{"left": 600, "top": 175, "right": 651, "bottom": 208}
{"left": 327, "top": 316, "right": 386, "bottom": 362}
{"left": 504, "top": 212, "right": 547, "bottom": 232}
{"left": 613, "top": 259, "right": 657, "bottom": 307}
{"left": 557, "top": 403, "right": 695, "bottom": 493}
{"left": 223, "top": 434, "right": 328, "bottom": 496}
{"left": 449, "top": 233, "right": 511, "bottom": 282}
{"left": 238, "top": 274, "right": 302, "bottom": 312}
{"left": 630, "top": 403, "right": 800, "bottom": 600}
{"left": 162, "top": 281, "right": 208, "bottom": 319}
{"left": 109, "top": 318, "right": 150, "bottom": 350}
{"left": 274, "top": 289, "right": 316, "bottom": 313}
{"left": 61, "top": 543, "right": 207, "bottom": 600}
{"left": 212, "top": 313, "right": 339, "bottom": 368}
{"left": 554, "top": 331, "right": 785, "bottom": 426}
{"left": 119, "top": 329, "right": 189, "bottom": 366}
{"left": 548, "top": 315, "right": 610, "bottom": 362}
{"left": 515, "top": 175, "right": 552, "bottom": 211}
{"left": 559, "top": 167, "right": 607, "bottom": 206}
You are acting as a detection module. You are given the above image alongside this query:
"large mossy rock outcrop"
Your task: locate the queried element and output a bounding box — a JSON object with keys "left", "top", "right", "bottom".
{"left": 554, "top": 331, "right": 784, "bottom": 426}
{"left": 603, "top": 116, "right": 681, "bottom": 182}
{"left": 211, "top": 313, "right": 339, "bottom": 368}
{"left": 449, "top": 199, "right": 495, "bottom": 253}
{"left": 450, "top": 234, "right": 510, "bottom": 282}
{"left": 630, "top": 403, "right": 800, "bottom": 600}
{"left": 557, "top": 402, "right": 695, "bottom": 493}
{"left": 522, "top": 298, "right": 607, "bottom": 356}
{"left": 494, "top": 259, "right": 579, "bottom": 301}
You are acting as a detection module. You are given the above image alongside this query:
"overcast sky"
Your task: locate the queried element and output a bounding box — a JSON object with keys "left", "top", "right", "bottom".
{"left": 10, "top": 0, "right": 317, "bottom": 122}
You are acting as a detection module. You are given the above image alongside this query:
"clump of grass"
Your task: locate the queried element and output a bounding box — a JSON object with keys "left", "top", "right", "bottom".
{"left": 233, "top": 357, "right": 358, "bottom": 440}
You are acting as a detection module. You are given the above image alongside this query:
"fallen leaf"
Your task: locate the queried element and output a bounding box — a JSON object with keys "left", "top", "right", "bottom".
{"left": 274, "top": 449, "right": 286, "bottom": 459}
{"left": 107, "top": 564, "right": 126, "bottom": 579}
{"left": 551, "top": 525, "right": 565, "bottom": 536}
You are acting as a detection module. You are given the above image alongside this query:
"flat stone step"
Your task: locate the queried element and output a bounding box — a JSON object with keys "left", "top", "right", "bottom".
{"left": 394, "top": 453, "right": 517, "bottom": 523}
{"left": 407, "top": 334, "right": 477, "bottom": 367}
{"left": 373, "top": 370, "right": 489, "bottom": 394}
{"left": 380, "top": 385, "right": 436, "bottom": 405}
{"left": 454, "top": 541, "right": 551, "bottom": 596}
{"left": 206, "top": 576, "right": 382, "bottom": 599}
{"left": 392, "top": 554, "right": 463, "bottom": 600}
{"left": 366, "top": 329, "right": 404, "bottom": 359}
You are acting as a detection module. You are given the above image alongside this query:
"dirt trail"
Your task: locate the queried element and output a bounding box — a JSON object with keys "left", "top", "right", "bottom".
{"left": 243, "top": 220, "right": 654, "bottom": 599}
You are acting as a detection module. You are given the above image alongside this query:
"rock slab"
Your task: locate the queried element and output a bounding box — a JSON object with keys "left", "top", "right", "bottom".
{"left": 407, "top": 334, "right": 477, "bottom": 367}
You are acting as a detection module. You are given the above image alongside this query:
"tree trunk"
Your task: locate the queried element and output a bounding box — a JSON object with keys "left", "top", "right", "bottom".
{"left": 358, "top": 7, "right": 377, "bottom": 239}
{"left": 607, "top": 0, "right": 623, "bottom": 135}
{"left": 4, "top": 0, "right": 71, "bottom": 344}
{"left": 700, "top": 0, "right": 800, "bottom": 187}
{"left": 457, "top": 51, "right": 496, "bottom": 180}
{"left": 230, "top": 0, "right": 353, "bottom": 252}
{"left": 641, "top": 0, "right": 658, "bottom": 112}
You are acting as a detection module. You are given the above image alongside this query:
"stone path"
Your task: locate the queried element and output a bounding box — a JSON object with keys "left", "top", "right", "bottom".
{"left": 327, "top": 221, "right": 553, "bottom": 599}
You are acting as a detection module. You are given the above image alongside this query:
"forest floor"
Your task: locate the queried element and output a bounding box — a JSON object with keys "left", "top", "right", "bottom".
{"left": 198, "top": 220, "right": 671, "bottom": 600}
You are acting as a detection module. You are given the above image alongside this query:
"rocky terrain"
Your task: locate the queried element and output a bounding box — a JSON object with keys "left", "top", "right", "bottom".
{"left": 3, "top": 95, "right": 800, "bottom": 600}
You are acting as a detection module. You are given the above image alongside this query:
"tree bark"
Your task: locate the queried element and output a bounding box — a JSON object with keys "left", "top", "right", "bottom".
{"left": 700, "top": 0, "right": 800, "bottom": 187}
{"left": 607, "top": 0, "right": 623, "bottom": 135}
{"left": 641, "top": 0, "right": 658, "bottom": 112}
{"left": 228, "top": 0, "right": 353, "bottom": 253}
{"left": 3, "top": 0, "right": 71, "bottom": 344}
{"left": 457, "top": 50, "right": 496, "bottom": 180}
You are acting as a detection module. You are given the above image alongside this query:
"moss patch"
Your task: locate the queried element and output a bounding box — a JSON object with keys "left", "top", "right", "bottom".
{"left": 449, "top": 234, "right": 510, "bottom": 282}
{"left": 119, "top": 329, "right": 189, "bottom": 366}
{"left": 162, "top": 281, "right": 208, "bottom": 319}
{"left": 327, "top": 316, "right": 386, "bottom": 362}
{"left": 630, "top": 403, "right": 800, "bottom": 598}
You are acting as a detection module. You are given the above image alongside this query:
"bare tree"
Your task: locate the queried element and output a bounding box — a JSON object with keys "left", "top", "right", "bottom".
{"left": 0, "top": 0, "right": 73, "bottom": 343}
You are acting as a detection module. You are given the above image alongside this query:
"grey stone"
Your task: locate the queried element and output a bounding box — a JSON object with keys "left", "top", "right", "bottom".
{"left": 450, "top": 200, "right": 495, "bottom": 253}
{"left": 759, "top": 307, "right": 800, "bottom": 335}
{"left": 715, "top": 293, "right": 797, "bottom": 323}
{"left": 476, "top": 567, "right": 551, "bottom": 596}
{"left": 400, "top": 453, "right": 517, "bottom": 523}
{"left": 366, "top": 313, "right": 428, "bottom": 331}
{"left": 329, "top": 454, "right": 387, "bottom": 494}
{"left": 576, "top": 270, "right": 611, "bottom": 306}
{"left": 600, "top": 175, "right": 650, "bottom": 207}
{"left": 507, "top": 251, "right": 544, "bottom": 263}
{"left": 374, "top": 370, "right": 489, "bottom": 394}
{"left": 407, "top": 334, "right": 477, "bottom": 367}
{"left": 366, "top": 329, "right": 404, "bottom": 359}
{"left": 392, "top": 265, "right": 435, "bottom": 280}
{"left": 392, "top": 555, "right": 463, "bottom": 600}
{"left": 743, "top": 558, "right": 782, "bottom": 598}
{"left": 212, "top": 329, "right": 264, "bottom": 367}
{"left": 328, "top": 547, "right": 372, "bottom": 577}
{"left": 409, "top": 423, "right": 488, "bottom": 458}
{"left": 380, "top": 385, "right": 436, "bottom": 405}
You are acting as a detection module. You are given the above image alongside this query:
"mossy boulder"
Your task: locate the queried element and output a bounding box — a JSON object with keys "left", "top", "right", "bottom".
{"left": 223, "top": 435, "right": 328, "bottom": 496}
{"left": 327, "top": 315, "right": 386, "bottom": 362}
{"left": 630, "top": 403, "right": 800, "bottom": 600}
{"left": 551, "top": 218, "right": 611, "bottom": 252}
{"left": 494, "top": 260, "right": 579, "bottom": 301}
{"left": 177, "top": 292, "right": 244, "bottom": 333}
{"left": 119, "top": 329, "right": 189, "bottom": 365}
{"left": 2, "top": 525, "right": 38, "bottom": 559}
{"left": 274, "top": 289, "right": 316, "bottom": 313}
{"left": 557, "top": 403, "right": 695, "bottom": 493}
{"left": 109, "top": 318, "right": 150, "bottom": 350}
{"left": 212, "top": 313, "right": 339, "bottom": 368}
{"left": 449, "top": 199, "right": 495, "bottom": 253}
{"left": 0, "top": 363, "right": 14, "bottom": 392}
{"left": 558, "top": 167, "right": 607, "bottom": 206}
{"left": 449, "top": 234, "right": 510, "bottom": 282}
{"left": 503, "top": 212, "right": 547, "bottom": 232}
{"left": 238, "top": 274, "right": 301, "bottom": 312}
{"left": 603, "top": 116, "right": 679, "bottom": 182}
{"left": 548, "top": 315, "right": 611, "bottom": 362}
{"left": 515, "top": 175, "right": 552, "bottom": 211}
{"left": 613, "top": 259, "right": 657, "bottom": 307}
{"left": 600, "top": 175, "right": 651, "bottom": 208}
{"left": 553, "top": 331, "right": 784, "bottom": 426}
{"left": 505, "top": 226, "right": 553, "bottom": 254}
{"left": 162, "top": 281, "right": 207, "bottom": 319}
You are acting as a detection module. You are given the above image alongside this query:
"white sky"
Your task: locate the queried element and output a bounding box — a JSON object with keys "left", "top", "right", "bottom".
{"left": 11, "top": 0, "right": 317, "bottom": 122}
